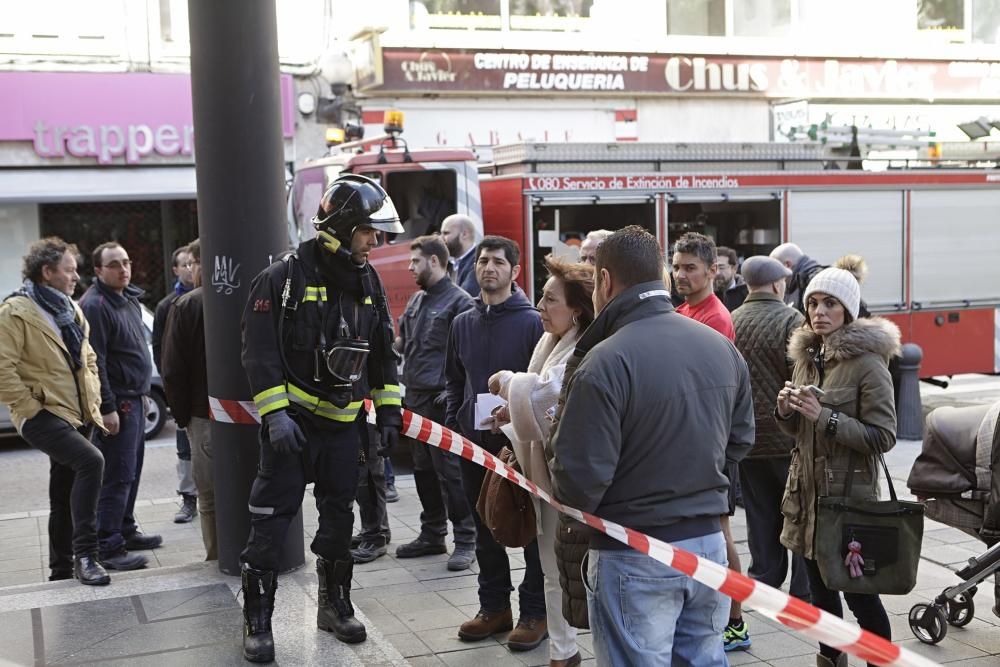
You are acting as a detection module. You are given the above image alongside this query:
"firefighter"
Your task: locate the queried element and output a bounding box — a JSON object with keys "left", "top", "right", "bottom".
{"left": 238, "top": 174, "right": 403, "bottom": 663}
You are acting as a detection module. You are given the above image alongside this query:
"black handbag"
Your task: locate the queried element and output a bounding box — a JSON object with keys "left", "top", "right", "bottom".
{"left": 815, "top": 445, "right": 924, "bottom": 595}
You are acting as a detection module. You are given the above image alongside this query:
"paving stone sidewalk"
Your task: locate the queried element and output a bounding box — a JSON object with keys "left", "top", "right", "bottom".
{"left": 0, "top": 438, "right": 998, "bottom": 665}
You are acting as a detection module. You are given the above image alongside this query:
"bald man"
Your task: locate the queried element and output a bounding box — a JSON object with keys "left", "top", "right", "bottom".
{"left": 441, "top": 214, "right": 480, "bottom": 296}
{"left": 769, "top": 242, "right": 825, "bottom": 314}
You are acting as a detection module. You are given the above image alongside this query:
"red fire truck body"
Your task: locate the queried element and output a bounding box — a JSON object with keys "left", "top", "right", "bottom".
{"left": 290, "top": 139, "right": 1000, "bottom": 378}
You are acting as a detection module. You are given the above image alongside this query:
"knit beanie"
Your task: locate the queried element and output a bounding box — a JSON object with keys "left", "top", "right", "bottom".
{"left": 803, "top": 267, "right": 861, "bottom": 321}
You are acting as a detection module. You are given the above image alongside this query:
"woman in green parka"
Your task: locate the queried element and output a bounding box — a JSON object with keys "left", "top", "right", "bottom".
{"left": 775, "top": 266, "right": 900, "bottom": 667}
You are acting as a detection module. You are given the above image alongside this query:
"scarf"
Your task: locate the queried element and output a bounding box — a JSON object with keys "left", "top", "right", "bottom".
{"left": 173, "top": 279, "right": 191, "bottom": 297}
{"left": 23, "top": 279, "right": 85, "bottom": 369}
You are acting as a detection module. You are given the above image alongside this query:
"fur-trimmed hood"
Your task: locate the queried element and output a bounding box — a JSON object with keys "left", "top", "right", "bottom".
{"left": 789, "top": 316, "right": 901, "bottom": 366}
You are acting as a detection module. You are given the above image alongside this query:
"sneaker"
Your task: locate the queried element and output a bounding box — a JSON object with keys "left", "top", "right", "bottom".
{"left": 507, "top": 616, "right": 548, "bottom": 651}
{"left": 124, "top": 531, "right": 163, "bottom": 551}
{"left": 723, "top": 619, "right": 751, "bottom": 652}
{"left": 350, "top": 533, "right": 363, "bottom": 548}
{"left": 101, "top": 548, "right": 148, "bottom": 571}
{"left": 351, "top": 540, "right": 387, "bottom": 564}
{"left": 385, "top": 483, "right": 399, "bottom": 503}
{"left": 174, "top": 494, "right": 197, "bottom": 523}
{"left": 447, "top": 545, "right": 476, "bottom": 571}
{"left": 395, "top": 537, "right": 447, "bottom": 559}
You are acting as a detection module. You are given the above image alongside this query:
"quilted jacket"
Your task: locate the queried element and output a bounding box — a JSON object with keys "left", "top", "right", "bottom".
{"left": 731, "top": 291, "right": 803, "bottom": 458}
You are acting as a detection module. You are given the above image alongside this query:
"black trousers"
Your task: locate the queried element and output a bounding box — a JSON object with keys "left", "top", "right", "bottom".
{"left": 460, "top": 430, "right": 546, "bottom": 617}
{"left": 804, "top": 558, "right": 891, "bottom": 665}
{"left": 21, "top": 411, "right": 104, "bottom": 563}
{"left": 242, "top": 412, "right": 360, "bottom": 571}
{"left": 739, "top": 458, "right": 811, "bottom": 599}
{"left": 406, "top": 391, "right": 476, "bottom": 548}
{"left": 355, "top": 420, "right": 390, "bottom": 545}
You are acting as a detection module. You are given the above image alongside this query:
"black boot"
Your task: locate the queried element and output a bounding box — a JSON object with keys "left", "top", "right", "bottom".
{"left": 241, "top": 564, "right": 277, "bottom": 663}
{"left": 316, "top": 557, "right": 366, "bottom": 643}
{"left": 73, "top": 553, "right": 110, "bottom": 586}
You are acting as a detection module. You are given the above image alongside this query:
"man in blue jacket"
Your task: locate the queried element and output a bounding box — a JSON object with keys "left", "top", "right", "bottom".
{"left": 445, "top": 236, "right": 548, "bottom": 651}
{"left": 80, "top": 242, "right": 160, "bottom": 571}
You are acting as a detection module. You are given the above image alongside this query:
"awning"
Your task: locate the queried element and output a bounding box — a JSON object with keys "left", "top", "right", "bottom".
{"left": 0, "top": 166, "right": 197, "bottom": 203}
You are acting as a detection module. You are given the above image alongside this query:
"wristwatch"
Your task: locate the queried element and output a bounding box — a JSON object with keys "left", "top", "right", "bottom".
{"left": 825, "top": 411, "right": 840, "bottom": 436}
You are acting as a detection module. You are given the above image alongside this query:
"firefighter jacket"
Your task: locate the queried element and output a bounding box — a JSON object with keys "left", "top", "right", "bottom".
{"left": 241, "top": 239, "right": 401, "bottom": 430}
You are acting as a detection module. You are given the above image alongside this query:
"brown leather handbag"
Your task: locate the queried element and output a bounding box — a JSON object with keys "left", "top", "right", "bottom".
{"left": 476, "top": 446, "right": 538, "bottom": 548}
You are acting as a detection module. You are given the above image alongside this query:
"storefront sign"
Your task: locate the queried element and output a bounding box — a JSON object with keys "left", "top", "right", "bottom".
{"left": 370, "top": 46, "right": 1000, "bottom": 100}
{"left": 0, "top": 72, "right": 296, "bottom": 164}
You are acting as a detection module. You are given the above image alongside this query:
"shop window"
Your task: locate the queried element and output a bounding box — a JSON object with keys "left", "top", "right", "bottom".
{"left": 510, "top": 0, "right": 595, "bottom": 31}
{"left": 733, "top": 0, "right": 791, "bottom": 36}
{"left": 410, "top": 0, "right": 503, "bottom": 30}
{"left": 40, "top": 200, "right": 198, "bottom": 305}
{"left": 973, "top": 0, "right": 1000, "bottom": 42}
{"left": 666, "top": 0, "right": 726, "bottom": 35}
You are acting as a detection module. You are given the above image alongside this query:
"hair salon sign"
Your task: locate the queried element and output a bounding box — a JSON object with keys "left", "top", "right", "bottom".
{"left": 372, "top": 47, "right": 1000, "bottom": 101}
{"left": 0, "top": 72, "right": 295, "bottom": 165}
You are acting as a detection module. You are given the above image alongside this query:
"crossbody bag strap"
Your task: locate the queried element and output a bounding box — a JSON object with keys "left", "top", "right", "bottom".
{"left": 841, "top": 389, "right": 898, "bottom": 502}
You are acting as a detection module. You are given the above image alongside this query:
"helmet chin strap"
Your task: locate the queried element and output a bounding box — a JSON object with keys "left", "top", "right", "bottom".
{"left": 316, "top": 229, "right": 344, "bottom": 254}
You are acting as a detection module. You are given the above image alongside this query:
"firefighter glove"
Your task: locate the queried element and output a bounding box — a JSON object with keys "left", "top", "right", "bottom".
{"left": 376, "top": 425, "right": 399, "bottom": 457}
{"left": 433, "top": 391, "right": 448, "bottom": 410}
{"left": 266, "top": 411, "right": 305, "bottom": 455}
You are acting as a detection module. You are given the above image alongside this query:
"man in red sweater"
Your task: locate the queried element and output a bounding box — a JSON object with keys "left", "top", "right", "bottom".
{"left": 672, "top": 232, "right": 735, "bottom": 340}
{"left": 671, "top": 231, "right": 749, "bottom": 652}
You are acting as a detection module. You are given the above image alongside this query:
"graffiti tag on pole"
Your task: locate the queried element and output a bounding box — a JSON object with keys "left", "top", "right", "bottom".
{"left": 212, "top": 256, "right": 241, "bottom": 295}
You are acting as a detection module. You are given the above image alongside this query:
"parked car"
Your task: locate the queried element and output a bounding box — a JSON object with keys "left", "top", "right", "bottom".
{"left": 0, "top": 304, "right": 167, "bottom": 439}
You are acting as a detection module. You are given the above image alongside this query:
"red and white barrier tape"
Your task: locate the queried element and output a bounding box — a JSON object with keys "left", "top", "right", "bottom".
{"left": 377, "top": 407, "right": 940, "bottom": 667}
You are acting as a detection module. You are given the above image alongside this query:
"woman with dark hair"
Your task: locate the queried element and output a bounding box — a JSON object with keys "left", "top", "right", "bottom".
{"left": 776, "top": 267, "right": 900, "bottom": 667}
{"left": 488, "top": 255, "right": 594, "bottom": 667}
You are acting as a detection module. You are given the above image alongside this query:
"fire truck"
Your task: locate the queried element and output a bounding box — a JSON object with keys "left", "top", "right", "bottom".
{"left": 289, "top": 115, "right": 1000, "bottom": 378}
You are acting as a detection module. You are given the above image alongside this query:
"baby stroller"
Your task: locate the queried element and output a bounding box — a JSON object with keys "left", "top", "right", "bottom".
{"left": 905, "top": 400, "right": 1000, "bottom": 644}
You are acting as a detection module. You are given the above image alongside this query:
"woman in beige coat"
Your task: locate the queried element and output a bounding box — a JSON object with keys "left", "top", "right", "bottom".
{"left": 775, "top": 267, "right": 900, "bottom": 667}
{"left": 489, "top": 256, "right": 594, "bottom": 667}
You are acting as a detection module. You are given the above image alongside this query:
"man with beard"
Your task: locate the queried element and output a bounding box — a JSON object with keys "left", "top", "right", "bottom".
{"left": 394, "top": 235, "right": 477, "bottom": 570}
{"left": 446, "top": 236, "right": 548, "bottom": 651}
{"left": 714, "top": 246, "right": 748, "bottom": 312}
{"left": 441, "top": 213, "right": 480, "bottom": 296}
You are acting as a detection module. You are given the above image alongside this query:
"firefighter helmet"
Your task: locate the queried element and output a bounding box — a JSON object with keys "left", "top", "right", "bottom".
{"left": 311, "top": 174, "right": 403, "bottom": 253}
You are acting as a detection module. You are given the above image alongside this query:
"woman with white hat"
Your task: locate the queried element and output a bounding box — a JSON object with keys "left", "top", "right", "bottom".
{"left": 775, "top": 267, "right": 901, "bottom": 667}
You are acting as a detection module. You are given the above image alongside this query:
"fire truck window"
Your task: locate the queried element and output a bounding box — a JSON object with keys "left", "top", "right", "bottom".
{"left": 385, "top": 169, "right": 458, "bottom": 243}
{"left": 666, "top": 200, "right": 781, "bottom": 268}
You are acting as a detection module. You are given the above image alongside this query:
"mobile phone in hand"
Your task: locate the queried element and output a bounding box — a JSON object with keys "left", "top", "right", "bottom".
{"left": 802, "top": 384, "right": 826, "bottom": 397}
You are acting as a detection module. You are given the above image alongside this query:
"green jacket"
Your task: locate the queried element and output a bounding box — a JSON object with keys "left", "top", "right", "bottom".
{"left": 0, "top": 295, "right": 103, "bottom": 432}
{"left": 732, "top": 291, "right": 804, "bottom": 458}
{"left": 777, "top": 317, "right": 900, "bottom": 560}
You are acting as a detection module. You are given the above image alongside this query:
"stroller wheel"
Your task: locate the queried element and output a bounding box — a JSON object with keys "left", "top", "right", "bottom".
{"left": 909, "top": 603, "right": 947, "bottom": 644}
{"left": 946, "top": 594, "right": 975, "bottom": 627}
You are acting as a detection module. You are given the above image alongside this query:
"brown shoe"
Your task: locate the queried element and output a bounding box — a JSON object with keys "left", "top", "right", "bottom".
{"left": 551, "top": 652, "right": 582, "bottom": 667}
{"left": 458, "top": 608, "right": 513, "bottom": 641}
{"left": 507, "top": 616, "right": 548, "bottom": 651}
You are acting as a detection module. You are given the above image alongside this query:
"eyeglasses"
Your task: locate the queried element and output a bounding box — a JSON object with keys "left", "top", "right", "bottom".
{"left": 102, "top": 259, "right": 132, "bottom": 270}
{"left": 183, "top": 261, "right": 199, "bottom": 269}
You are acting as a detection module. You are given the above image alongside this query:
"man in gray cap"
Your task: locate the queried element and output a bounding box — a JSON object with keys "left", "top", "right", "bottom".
{"left": 730, "top": 256, "right": 811, "bottom": 617}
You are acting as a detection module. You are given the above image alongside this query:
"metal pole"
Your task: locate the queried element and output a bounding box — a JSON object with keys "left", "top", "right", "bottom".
{"left": 187, "top": 0, "right": 304, "bottom": 575}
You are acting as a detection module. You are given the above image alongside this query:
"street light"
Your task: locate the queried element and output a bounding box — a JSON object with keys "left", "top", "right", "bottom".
{"left": 313, "top": 50, "right": 364, "bottom": 144}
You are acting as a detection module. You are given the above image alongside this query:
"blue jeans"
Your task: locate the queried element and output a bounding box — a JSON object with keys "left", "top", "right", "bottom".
{"left": 93, "top": 396, "right": 145, "bottom": 558}
{"left": 585, "top": 531, "right": 729, "bottom": 667}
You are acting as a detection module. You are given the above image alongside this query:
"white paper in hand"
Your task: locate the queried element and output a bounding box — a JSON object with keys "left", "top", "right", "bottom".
{"left": 475, "top": 392, "right": 507, "bottom": 430}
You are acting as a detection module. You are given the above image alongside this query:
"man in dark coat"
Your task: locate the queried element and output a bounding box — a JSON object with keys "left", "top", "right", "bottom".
{"left": 731, "top": 256, "right": 811, "bottom": 606}
{"left": 715, "top": 246, "right": 749, "bottom": 312}
{"left": 80, "top": 242, "right": 160, "bottom": 571}
{"left": 161, "top": 239, "right": 215, "bottom": 560}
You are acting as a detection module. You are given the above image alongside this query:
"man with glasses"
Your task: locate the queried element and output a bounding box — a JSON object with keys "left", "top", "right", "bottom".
{"left": 80, "top": 242, "right": 160, "bottom": 571}
{"left": 151, "top": 244, "right": 198, "bottom": 524}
